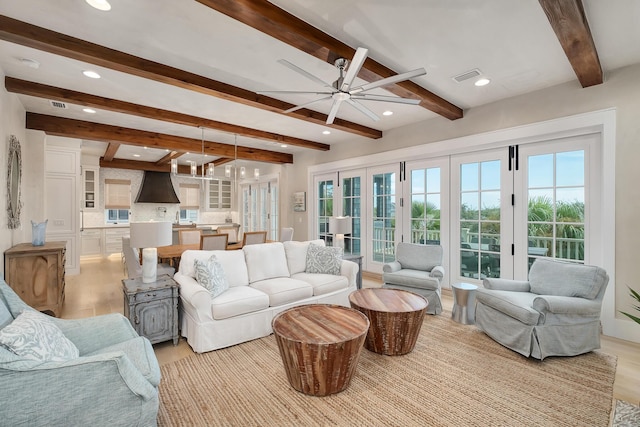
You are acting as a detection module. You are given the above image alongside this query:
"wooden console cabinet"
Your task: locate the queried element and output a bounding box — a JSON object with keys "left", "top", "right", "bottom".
{"left": 4, "top": 241, "right": 67, "bottom": 317}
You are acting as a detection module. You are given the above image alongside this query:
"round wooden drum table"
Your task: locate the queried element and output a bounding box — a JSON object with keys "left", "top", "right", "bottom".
{"left": 272, "top": 304, "right": 369, "bottom": 396}
{"left": 349, "top": 288, "right": 428, "bottom": 356}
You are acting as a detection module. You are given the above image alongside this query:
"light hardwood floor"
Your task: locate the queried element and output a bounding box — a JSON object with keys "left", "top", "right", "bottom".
{"left": 64, "top": 257, "right": 640, "bottom": 405}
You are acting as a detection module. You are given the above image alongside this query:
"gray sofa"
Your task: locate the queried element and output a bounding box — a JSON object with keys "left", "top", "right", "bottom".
{"left": 0, "top": 279, "right": 160, "bottom": 426}
{"left": 382, "top": 243, "right": 445, "bottom": 314}
{"left": 475, "top": 258, "right": 609, "bottom": 360}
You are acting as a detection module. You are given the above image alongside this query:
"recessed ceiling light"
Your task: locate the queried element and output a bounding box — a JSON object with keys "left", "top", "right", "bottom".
{"left": 82, "top": 70, "right": 101, "bottom": 79}
{"left": 322, "top": 130, "right": 331, "bottom": 135}
{"left": 143, "top": 146, "right": 148, "bottom": 150}
{"left": 475, "top": 77, "right": 491, "bottom": 87}
{"left": 82, "top": 108, "right": 96, "bottom": 114}
{"left": 20, "top": 58, "right": 40, "bottom": 69}
{"left": 165, "top": 149, "right": 170, "bottom": 152}
{"left": 382, "top": 110, "right": 393, "bottom": 116}
{"left": 280, "top": 144, "right": 287, "bottom": 148}
{"left": 133, "top": 154, "right": 141, "bottom": 158}
{"left": 86, "top": 0, "right": 111, "bottom": 11}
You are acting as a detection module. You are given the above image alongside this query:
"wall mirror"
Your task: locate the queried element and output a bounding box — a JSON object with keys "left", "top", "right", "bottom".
{"left": 7, "top": 135, "right": 22, "bottom": 229}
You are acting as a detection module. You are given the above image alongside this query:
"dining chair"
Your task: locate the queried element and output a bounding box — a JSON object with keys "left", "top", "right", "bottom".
{"left": 280, "top": 227, "right": 294, "bottom": 242}
{"left": 242, "top": 231, "right": 267, "bottom": 246}
{"left": 216, "top": 225, "right": 240, "bottom": 244}
{"left": 179, "top": 229, "right": 202, "bottom": 245}
{"left": 200, "top": 233, "right": 228, "bottom": 250}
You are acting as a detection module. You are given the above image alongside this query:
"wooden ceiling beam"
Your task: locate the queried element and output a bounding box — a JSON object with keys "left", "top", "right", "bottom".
{"left": 102, "top": 142, "right": 120, "bottom": 162}
{"left": 538, "top": 0, "right": 603, "bottom": 87}
{"left": 198, "top": 0, "right": 463, "bottom": 120}
{"left": 0, "top": 15, "right": 380, "bottom": 139}
{"left": 155, "top": 150, "right": 184, "bottom": 166}
{"left": 214, "top": 158, "right": 235, "bottom": 166}
{"left": 26, "top": 113, "right": 292, "bottom": 164}
{"left": 100, "top": 157, "right": 194, "bottom": 173}
{"left": 5, "top": 77, "right": 331, "bottom": 151}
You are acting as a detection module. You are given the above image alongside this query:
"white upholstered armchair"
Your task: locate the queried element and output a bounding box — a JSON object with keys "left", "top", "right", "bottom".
{"left": 475, "top": 258, "right": 609, "bottom": 360}
{"left": 382, "top": 243, "right": 445, "bottom": 314}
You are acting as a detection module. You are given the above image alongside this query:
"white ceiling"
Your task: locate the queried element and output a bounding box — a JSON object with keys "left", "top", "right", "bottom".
{"left": 0, "top": 0, "right": 639, "bottom": 166}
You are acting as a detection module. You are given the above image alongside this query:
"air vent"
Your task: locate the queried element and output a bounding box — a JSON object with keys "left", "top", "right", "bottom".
{"left": 49, "top": 100, "right": 68, "bottom": 109}
{"left": 452, "top": 69, "right": 482, "bottom": 83}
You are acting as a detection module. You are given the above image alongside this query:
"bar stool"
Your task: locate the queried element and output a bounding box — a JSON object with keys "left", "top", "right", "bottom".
{"left": 451, "top": 282, "right": 478, "bottom": 325}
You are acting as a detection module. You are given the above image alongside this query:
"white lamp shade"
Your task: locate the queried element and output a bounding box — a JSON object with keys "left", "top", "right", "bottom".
{"left": 129, "top": 221, "right": 173, "bottom": 248}
{"left": 329, "top": 216, "right": 352, "bottom": 235}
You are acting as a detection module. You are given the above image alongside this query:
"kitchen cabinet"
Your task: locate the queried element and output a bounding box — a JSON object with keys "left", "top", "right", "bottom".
{"left": 81, "top": 229, "right": 103, "bottom": 257}
{"left": 82, "top": 166, "right": 99, "bottom": 210}
{"left": 104, "top": 228, "right": 130, "bottom": 256}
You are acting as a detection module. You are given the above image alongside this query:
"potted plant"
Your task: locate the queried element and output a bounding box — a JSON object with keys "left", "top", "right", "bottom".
{"left": 620, "top": 286, "right": 640, "bottom": 324}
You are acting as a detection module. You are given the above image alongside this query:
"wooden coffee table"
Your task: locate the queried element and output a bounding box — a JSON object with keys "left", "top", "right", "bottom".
{"left": 349, "top": 288, "right": 428, "bottom": 356}
{"left": 272, "top": 304, "right": 369, "bottom": 396}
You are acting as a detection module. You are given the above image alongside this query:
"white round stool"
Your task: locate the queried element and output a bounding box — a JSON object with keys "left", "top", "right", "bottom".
{"left": 451, "top": 282, "right": 478, "bottom": 325}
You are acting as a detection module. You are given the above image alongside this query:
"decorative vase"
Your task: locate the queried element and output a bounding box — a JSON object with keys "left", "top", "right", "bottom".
{"left": 31, "top": 219, "right": 48, "bottom": 246}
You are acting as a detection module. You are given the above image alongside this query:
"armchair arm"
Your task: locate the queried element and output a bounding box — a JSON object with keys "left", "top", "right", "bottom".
{"left": 483, "top": 278, "right": 531, "bottom": 292}
{"left": 51, "top": 313, "right": 138, "bottom": 354}
{"left": 340, "top": 260, "right": 358, "bottom": 288}
{"left": 430, "top": 266, "right": 445, "bottom": 280}
{"left": 2, "top": 351, "right": 157, "bottom": 400}
{"left": 383, "top": 261, "right": 402, "bottom": 273}
{"left": 174, "top": 272, "right": 214, "bottom": 322}
{"left": 533, "top": 295, "right": 603, "bottom": 317}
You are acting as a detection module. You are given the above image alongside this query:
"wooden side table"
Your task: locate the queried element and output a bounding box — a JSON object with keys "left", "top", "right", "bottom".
{"left": 4, "top": 242, "right": 67, "bottom": 317}
{"left": 343, "top": 253, "right": 363, "bottom": 289}
{"left": 122, "top": 274, "right": 179, "bottom": 345}
{"left": 272, "top": 304, "right": 369, "bottom": 396}
{"left": 349, "top": 288, "right": 428, "bottom": 356}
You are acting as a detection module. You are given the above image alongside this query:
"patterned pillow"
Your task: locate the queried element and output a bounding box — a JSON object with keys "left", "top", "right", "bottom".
{"left": 0, "top": 310, "right": 79, "bottom": 362}
{"left": 194, "top": 255, "right": 230, "bottom": 298}
{"left": 305, "top": 243, "right": 343, "bottom": 275}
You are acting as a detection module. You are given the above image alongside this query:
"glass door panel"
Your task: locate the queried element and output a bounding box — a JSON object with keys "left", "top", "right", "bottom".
{"left": 342, "top": 174, "right": 362, "bottom": 255}
{"left": 367, "top": 165, "right": 400, "bottom": 273}
{"left": 317, "top": 178, "right": 334, "bottom": 244}
{"left": 452, "top": 149, "right": 512, "bottom": 284}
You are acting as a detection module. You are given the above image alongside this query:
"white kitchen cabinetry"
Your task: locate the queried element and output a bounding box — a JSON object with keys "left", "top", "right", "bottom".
{"left": 207, "top": 178, "right": 233, "bottom": 210}
{"left": 80, "top": 229, "right": 103, "bottom": 257}
{"left": 104, "top": 228, "right": 130, "bottom": 256}
{"left": 82, "top": 166, "right": 99, "bottom": 210}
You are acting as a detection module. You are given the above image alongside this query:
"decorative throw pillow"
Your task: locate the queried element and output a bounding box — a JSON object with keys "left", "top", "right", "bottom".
{"left": 194, "top": 255, "right": 230, "bottom": 298}
{"left": 305, "top": 243, "right": 343, "bottom": 275}
{"left": 0, "top": 310, "right": 79, "bottom": 362}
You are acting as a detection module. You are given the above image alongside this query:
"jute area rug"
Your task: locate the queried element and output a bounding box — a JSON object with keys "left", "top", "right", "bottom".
{"left": 158, "top": 311, "right": 617, "bottom": 426}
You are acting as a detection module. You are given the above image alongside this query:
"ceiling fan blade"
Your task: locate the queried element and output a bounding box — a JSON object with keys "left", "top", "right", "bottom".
{"left": 283, "top": 95, "right": 332, "bottom": 114}
{"left": 340, "top": 47, "right": 368, "bottom": 92}
{"left": 345, "top": 98, "right": 380, "bottom": 122}
{"left": 327, "top": 98, "right": 343, "bottom": 124}
{"left": 351, "top": 94, "right": 421, "bottom": 105}
{"left": 257, "top": 90, "right": 333, "bottom": 95}
{"left": 278, "top": 59, "right": 333, "bottom": 88}
{"left": 350, "top": 68, "right": 426, "bottom": 94}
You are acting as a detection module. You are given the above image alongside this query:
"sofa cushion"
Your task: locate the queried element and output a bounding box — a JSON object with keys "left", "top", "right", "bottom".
{"left": 180, "top": 250, "right": 249, "bottom": 287}
{"left": 243, "top": 242, "right": 290, "bottom": 283}
{"left": 291, "top": 272, "right": 349, "bottom": 296}
{"left": 194, "top": 255, "right": 229, "bottom": 298}
{"left": 283, "top": 239, "right": 325, "bottom": 275}
{"left": 85, "top": 336, "right": 161, "bottom": 387}
{"left": 476, "top": 289, "right": 540, "bottom": 325}
{"left": 383, "top": 269, "right": 440, "bottom": 290}
{"left": 0, "top": 300, "right": 12, "bottom": 329}
{"left": 528, "top": 258, "right": 608, "bottom": 299}
{"left": 210, "top": 286, "right": 270, "bottom": 320}
{"left": 305, "top": 244, "right": 343, "bottom": 275}
{"left": 250, "top": 278, "right": 313, "bottom": 306}
{"left": 397, "top": 243, "right": 442, "bottom": 271}
{"left": 0, "top": 310, "right": 79, "bottom": 362}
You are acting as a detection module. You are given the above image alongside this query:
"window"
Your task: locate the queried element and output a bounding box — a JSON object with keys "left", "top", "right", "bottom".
{"left": 104, "top": 179, "right": 131, "bottom": 224}
{"left": 179, "top": 183, "right": 200, "bottom": 222}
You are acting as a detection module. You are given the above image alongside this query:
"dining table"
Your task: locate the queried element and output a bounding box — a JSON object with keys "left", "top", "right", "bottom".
{"left": 157, "top": 243, "right": 199, "bottom": 267}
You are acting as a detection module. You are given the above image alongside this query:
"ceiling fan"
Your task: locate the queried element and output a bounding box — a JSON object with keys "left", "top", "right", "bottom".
{"left": 258, "top": 47, "right": 426, "bottom": 125}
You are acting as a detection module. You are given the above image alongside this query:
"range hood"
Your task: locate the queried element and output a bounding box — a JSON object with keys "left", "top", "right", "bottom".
{"left": 135, "top": 171, "right": 180, "bottom": 204}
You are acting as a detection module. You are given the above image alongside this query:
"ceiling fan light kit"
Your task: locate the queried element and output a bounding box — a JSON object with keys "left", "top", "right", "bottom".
{"left": 259, "top": 47, "right": 426, "bottom": 125}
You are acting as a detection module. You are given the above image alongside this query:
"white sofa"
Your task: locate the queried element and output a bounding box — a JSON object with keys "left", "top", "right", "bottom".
{"left": 174, "top": 240, "right": 358, "bottom": 353}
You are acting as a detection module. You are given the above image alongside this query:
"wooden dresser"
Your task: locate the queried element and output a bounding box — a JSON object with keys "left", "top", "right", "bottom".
{"left": 4, "top": 241, "right": 67, "bottom": 317}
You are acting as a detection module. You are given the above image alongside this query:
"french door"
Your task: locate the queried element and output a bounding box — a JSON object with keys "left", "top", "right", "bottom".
{"left": 241, "top": 179, "right": 279, "bottom": 240}
{"left": 367, "top": 165, "right": 401, "bottom": 273}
